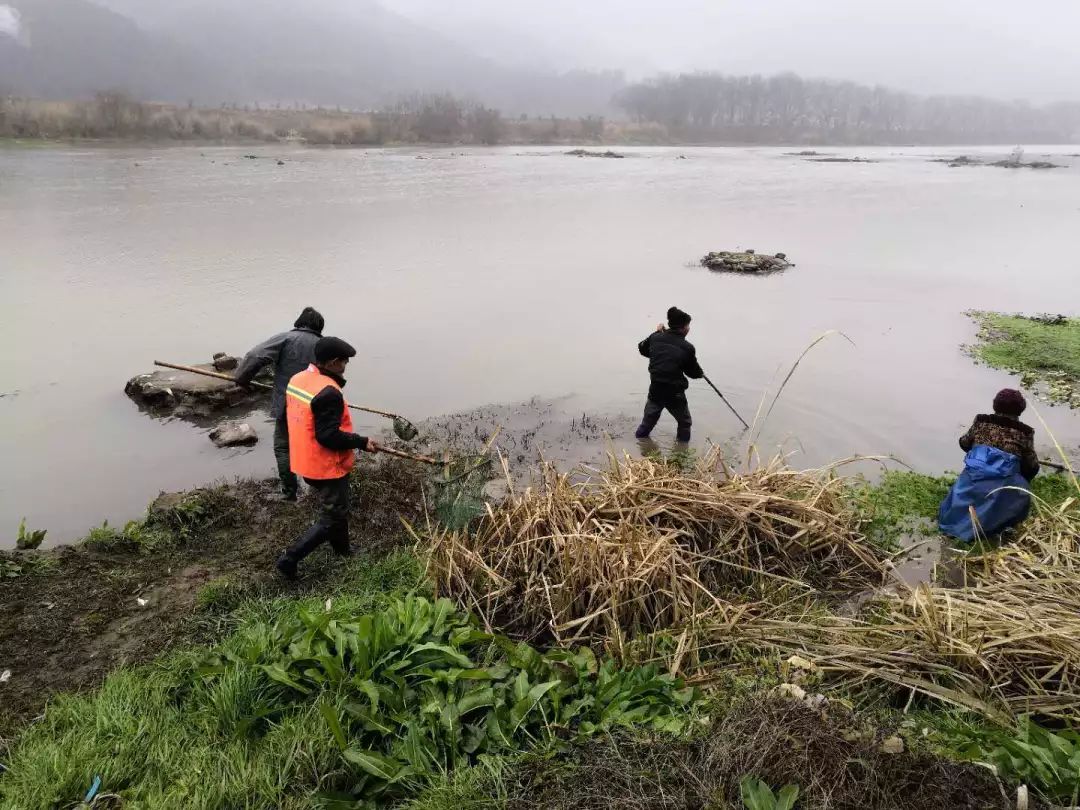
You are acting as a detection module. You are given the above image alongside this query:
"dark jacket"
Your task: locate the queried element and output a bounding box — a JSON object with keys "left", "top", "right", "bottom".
{"left": 959, "top": 413, "right": 1039, "bottom": 480}
{"left": 310, "top": 368, "right": 368, "bottom": 454}
{"left": 638, "top": 329, "right": 704, "bottom": 401}
{"left": 235, "top": 327, "right": 321, "bottom": 419}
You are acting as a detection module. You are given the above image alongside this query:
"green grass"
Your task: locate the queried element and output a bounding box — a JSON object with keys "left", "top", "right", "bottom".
{"left": 0, "top": 554, "right": 58, "bottom": 579}
{"left": 194, "top": 576, "right": 242, "bottom": 611}
{"left": 851, "top": 471, "right": 954, "bottom": 544}
{"left": 851, "top": 469, "right": 1076, "bottom": 545}
{"left": 1031, "top": 473, "right": 1080, "bottom": 507}
{"left": 8, "top": 459, "right": 1077, "bottom": 808}
{"left": 0, "top": 552, "right": 423, "bottom": 808}
{"left": 968, "top": 312, "right": 1080, "bottom": 405}
{"left": 78, "top": 486, "right": 241, "bottom": 554}
{"left": 0, "top": 552, "right": 698, "bottom": 809}
{"left": 920, "top": 711, "right": 1080, "bottom": 805}
{"left": 399, "top": 756, "right": 514, "bottom": 810}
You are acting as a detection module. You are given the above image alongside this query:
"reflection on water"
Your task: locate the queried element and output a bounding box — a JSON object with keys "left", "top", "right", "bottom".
{"left": 2, "top": 143, "right": 1080, "bottom": 545}
{"left": 840, "top": 531, "right": 978, "bottom": 618}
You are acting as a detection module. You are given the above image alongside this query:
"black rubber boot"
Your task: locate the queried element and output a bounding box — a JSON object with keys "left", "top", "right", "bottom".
{"left": 328, "top": 522, "right": 353, "bottom": 557}
{"left": 277, "top": 524, "right": 326, "bottom": 578}
{"left": 275, "top": 553, "right": 298, "bottom": 580}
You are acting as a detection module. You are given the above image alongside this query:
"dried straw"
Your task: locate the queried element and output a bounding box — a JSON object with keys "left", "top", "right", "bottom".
{"left": 427, "top": 444, "right": 1080, "bottom": 724}
{"left": 424, "top": 448, "right": 887, "bottom": 655}
{"left": 703, "top": 495, "right": 1080, "bottom": 723}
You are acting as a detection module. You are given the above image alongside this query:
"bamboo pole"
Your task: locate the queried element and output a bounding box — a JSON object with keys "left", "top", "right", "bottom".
{"left": 153, "top": 360, "right": 411, "bottom": 423}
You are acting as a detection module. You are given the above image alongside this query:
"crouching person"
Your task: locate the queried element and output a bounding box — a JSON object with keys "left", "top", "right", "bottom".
{"left": 276, "top": 336, "right": 379, "bottom": 579}
{"left": 938, "top": 389, "right": 1040, "bottom": 542}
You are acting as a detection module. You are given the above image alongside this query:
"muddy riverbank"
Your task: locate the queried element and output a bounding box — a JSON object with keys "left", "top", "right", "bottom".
{"left": 0, "top": 459, "right": 426, "bottom": 739}
{"left": 3, "top": 445, "right": 1073, "bottom": 807}
{"left": 5, "top": 408, "right": 1080, "bottom": 808}
{"left": 0, "top": 398, "right": 635, "bottom": 737}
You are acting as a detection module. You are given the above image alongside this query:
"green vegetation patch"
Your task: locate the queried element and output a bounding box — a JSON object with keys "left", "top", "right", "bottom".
{"left": 0, "top": 553, "right": 58, "bottom": 580}
{"left": 967, "top": 311, "right": 1080, "bottom": 406}
{"left": 852, "top": 470, "right": 954, "bottom": 542}
{"left": 0, "top": 595, "right": 697, "bottom": 809}
{"left": 851, "top": 469, "right": 1075, "bottom": 544}
{"left": 929, "top": 714, "right": 1080, "bottom": 805}
{"left": 80, "top": 486, "right": 242, "bottom": 554}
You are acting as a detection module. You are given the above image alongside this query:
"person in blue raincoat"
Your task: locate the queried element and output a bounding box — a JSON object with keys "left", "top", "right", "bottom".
{"left": 939, "top": 389, "right": 1040, "bottom": 541}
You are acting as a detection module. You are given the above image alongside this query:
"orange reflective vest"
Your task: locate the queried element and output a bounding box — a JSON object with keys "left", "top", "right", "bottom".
{"left": 285, "top": 365, "right": 356, "bottom": 480}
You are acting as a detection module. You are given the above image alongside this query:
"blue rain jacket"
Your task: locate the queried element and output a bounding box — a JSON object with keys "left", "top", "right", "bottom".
{"left": 938, "top": 445, "right": 1032, "bottom": 541}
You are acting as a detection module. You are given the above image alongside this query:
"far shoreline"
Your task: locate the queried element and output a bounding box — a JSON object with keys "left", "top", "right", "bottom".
{"left": 5, "top": 136, "right": 1079, "bottom": 150}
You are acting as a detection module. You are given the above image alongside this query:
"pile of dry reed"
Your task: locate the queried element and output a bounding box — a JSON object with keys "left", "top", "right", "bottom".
{"left": 705, "top": 498, "right": 1080, "bottom": 723}
{"left": 425, "top": 449, "right": 887, "bottom": 652}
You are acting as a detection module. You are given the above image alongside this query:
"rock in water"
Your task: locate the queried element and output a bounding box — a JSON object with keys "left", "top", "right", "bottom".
{"left": 125, "top": 357, "right": 266, "bottom": 415}
{"left": 565, "top": 148, "right": 625, "bottom": 158}
{"left": 212, "top": 352, "right": 239, "bottom": 371}
{"left": 209, "top": 422, "right": 258, "bottom": 447}
{"left": 701, "top": 251, "right": 793, "bottom": 274}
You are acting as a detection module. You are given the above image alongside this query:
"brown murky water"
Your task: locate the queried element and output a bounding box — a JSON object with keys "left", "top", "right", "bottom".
{"left": 2, "top": 143, "right": 1079, "bottom": 546}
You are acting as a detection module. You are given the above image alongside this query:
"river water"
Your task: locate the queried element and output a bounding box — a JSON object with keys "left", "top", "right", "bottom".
{"left": 2, "top": 143, "right": 1079, "bottom": 546}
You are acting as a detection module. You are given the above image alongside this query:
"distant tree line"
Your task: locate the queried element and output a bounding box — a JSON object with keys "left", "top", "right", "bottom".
{"left": 0, "top": 92, "right": 613, "bottom": 146}
{"left": 617, "top": 72, "right": 1080, "bottom": 144}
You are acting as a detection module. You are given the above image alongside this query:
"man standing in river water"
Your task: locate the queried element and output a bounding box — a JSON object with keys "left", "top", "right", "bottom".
{"left": 276, "top": 336, "right": 380, "bottom": 579}
{"left": 635, "top": 307, "right": 704, "bottom": 443}
{"left": 235, "top": 307, "right": 325, "bottom": 501}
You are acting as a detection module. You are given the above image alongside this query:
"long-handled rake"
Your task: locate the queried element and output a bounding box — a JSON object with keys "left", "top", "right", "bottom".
{"left": 702, "top": 374, "right": 750, "bottom": 430}
{"left": 152, "top": 360, "right": 420, "bottom": 441}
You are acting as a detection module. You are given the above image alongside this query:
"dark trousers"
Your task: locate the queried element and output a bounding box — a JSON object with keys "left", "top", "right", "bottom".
{"left": 636, "top": 393, "right": 692, "bottom": 442}
{"left": 280, "top": 475, "right": 351, "bottom": 566}
{"left": 273, "top": 415, "right": 299, "bottom": 498}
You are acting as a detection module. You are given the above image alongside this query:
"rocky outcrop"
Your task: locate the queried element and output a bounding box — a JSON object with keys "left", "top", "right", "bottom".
{"left": 566, "top": 149, "right": 624, "bottom": 159}
{"left": 934, "top": 155, "right": 1065, "bottom": 170}
{"left": 701, "top": 250, "right": 793, "bottom": 274}
{"left": 990, "top": 159, "right": 1063, "bottom": 169}
{"left": 931, "top": 155, "right": 981, "bottom": 167}
{"left": 124, "top": 355, "right": 267, "bottom": 416}
{"left": 209, "top": 422, "right": 258, "bottom": 447}
{"left": 212, "top": 353, "right": 239, "bottom": 371}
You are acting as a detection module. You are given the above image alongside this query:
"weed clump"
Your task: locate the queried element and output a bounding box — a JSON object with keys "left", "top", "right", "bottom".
{"left": 78, "top": 487, "right": 244, "bottom": 553}
{"left": 934, "top": 714, "right": 1080, "bottom": 804}
{"left": 0, "top": 553, "right": 57, "bottom": 579}
{"left": 427, "top": 450, "right": 887, "bottom": 657}
{"left": 967, "top": 311, "right": 1080, "bottom": 406}
{"left": 703, "top": 482, "right": 1080, "bottom": 725}
{"left": 0, "top": 596, "right": 697, "bottom": 808}
{"left": 850, "top": 470, "right": 953, "bottom": 543}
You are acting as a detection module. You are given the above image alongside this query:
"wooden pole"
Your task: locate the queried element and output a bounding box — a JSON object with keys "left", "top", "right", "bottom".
{"left": 153, "top": 360, "right": 413, "bottom": 424}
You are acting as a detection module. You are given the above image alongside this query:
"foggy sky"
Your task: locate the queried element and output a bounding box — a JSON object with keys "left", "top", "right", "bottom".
{"left": 0, "top": 5, "right": 20, "bottom": 39}
{"left": 383, "top": 0, "right": 1080, "bottom": 104}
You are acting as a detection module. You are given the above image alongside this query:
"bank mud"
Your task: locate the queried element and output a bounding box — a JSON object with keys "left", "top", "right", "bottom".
{"left": 0, "top": 458, "right": 427, "bottom": 739}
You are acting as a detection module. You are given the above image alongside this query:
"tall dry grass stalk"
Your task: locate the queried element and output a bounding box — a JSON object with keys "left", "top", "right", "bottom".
{"left": 424, "top": 449, "right": 887, "bottom": 657}
{"left": 703, "top": 492, "right": 1080, "bottom": 723}
{"left": 426, "top": 442, "right": 1080, "bottom": 724}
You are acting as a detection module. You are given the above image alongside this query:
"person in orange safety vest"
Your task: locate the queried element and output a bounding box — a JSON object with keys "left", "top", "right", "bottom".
{"left": 276, "top": 336, "right": 380, "bottom": 579}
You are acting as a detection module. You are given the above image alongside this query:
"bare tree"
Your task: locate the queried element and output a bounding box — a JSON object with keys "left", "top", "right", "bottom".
{"left": 617, "top": 71, "right": 1080, "bottom": 144}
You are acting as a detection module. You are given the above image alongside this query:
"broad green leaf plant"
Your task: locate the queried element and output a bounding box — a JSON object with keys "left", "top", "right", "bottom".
{"left": 192, "top": 596, "right": 699, "bottom": 806}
